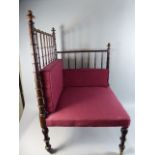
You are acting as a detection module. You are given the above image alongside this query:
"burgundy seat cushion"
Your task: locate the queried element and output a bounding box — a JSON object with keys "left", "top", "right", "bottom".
{"left": 46, "top": 87, "right": 130, "bottom": 127}
{"left": 40, "top": 60, "right": 63, "bottom": 113}
{"left": 63, "top": 69, "right": 109, "bottom": 87}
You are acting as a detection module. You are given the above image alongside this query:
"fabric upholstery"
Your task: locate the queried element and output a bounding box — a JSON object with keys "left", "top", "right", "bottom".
{"left": 46, "top": 87, "right": 130, "bottom": 127}
{"left": 40, "top": 60, "right": 63, "bottom": 113}
{"left": 63, "top": 69, "right": 109, "bottom": 87}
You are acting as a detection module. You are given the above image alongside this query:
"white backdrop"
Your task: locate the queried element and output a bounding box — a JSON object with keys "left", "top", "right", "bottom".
{"left": 20, "top": 0, "right": 134, "bottom": 121}
{"left": 20, "top": 1, "right": 135, "bottom": 154}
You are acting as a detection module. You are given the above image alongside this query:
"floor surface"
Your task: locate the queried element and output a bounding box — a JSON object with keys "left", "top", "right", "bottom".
{"left": 19, "top": 104, "right": 135, "bottom": 155}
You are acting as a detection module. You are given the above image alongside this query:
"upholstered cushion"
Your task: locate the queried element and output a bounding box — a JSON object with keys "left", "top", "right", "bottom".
{"left": 46, "top": 87, "right": 130, "bottom": 127}
{"left": 63, "top": 69, "right": 109, "bottom": 87}
{"left": 40, "top": 60, "right": 63, "bottom": 113}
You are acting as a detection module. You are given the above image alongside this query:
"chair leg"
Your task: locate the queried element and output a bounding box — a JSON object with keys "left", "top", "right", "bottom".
{"left": 42, "top": 127, "right": 55, "bottom": 154}
{"left": 119, "top": 127, "right": 128, "bottom": 155}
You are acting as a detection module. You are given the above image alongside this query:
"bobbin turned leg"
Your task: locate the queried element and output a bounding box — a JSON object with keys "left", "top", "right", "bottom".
{"left": 39, "top": 113, "right": 55, "bottom": 154}
{"left": 42, "top": 127, "right": 55, "bottom": 154}
{"left": 119, "top": 127, "right": 128, "bottom": 155}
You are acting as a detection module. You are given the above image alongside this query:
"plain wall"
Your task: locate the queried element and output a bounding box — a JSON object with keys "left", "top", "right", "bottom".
{"left": 19, "top": 0, "right": 134, "bottom": 114}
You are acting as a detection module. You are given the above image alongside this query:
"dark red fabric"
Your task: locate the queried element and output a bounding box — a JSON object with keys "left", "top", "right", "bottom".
{"left": 46, "top": 87, "right": 130, "bottom": 127}
{"left": 40, "top": 60, "right": 63, "bottom": 113}
{"left": 63, "top": 69, "right": 109, "bottom": 87}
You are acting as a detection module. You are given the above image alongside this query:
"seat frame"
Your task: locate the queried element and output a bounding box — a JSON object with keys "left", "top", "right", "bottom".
{"left": 27, "top": 10, "right": 129, "bottom": 155}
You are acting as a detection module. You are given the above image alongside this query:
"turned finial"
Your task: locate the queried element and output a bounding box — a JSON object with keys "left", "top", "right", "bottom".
{"left": 27, "top": 10, "right": 35, "bottom": 22}
{"left": 51, "top": 27, "right": 56, "bottom": 41}
{"left": 51, "top": 27, "right": 56, "bottom": 34}
{"left": 51, "top": 27, "right": 57, "bottom": 52}
{"left": 107, "top": 43, "right": 110, "bottom": 50}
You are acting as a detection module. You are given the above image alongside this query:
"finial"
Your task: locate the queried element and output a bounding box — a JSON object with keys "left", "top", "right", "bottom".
{"left": 51, "top": 27, "right": 56, "bottom": 33}
{"left": 27, "top": 10, "right": 35, "bottom": 21}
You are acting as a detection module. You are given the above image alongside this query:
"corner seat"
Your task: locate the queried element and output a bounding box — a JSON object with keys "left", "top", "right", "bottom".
{"left": 46, "top": 86, "right": 130, "bottom": 127}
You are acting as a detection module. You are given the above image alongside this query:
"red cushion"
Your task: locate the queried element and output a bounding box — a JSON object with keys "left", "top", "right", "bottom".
{"left": 63, "top": 69, "right": 109, "bottom": 87}
{"left": 46, "top": 87, "right": 130, "bottom": 127}
{"left": 40, "top": 60, "right": 63, "bottom": 113}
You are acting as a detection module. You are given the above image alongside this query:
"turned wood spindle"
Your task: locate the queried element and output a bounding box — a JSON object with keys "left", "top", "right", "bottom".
{"left": 52, "top": 27, "right": 57, "bottom": 59}
{"left": 39, "top": 33, "right": 45, "bottom": 67}
{"left": 94, "top": 52, "right": 97, "bottom": 68}
{"left": 101, "top": 50, "right": 104, "bottom": 68}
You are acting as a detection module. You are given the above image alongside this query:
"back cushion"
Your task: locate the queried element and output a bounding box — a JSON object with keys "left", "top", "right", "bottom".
{"left": 40, "top": 60, "right": 63, "bottom": 113}
{"left": 63, "top": 69, "right": 109, "bottom": 87}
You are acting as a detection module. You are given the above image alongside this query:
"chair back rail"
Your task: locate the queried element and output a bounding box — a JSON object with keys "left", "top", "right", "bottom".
{"left": 56, "top": 46, "right": 110, "bottom": 69}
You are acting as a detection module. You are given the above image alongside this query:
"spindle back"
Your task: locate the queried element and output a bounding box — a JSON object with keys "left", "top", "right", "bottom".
{"left": 28, "top": 10, "right": 110, "bottom": 72}
{"left": 28, "top": 10, "right": 57, "bottom": 72}
{"left": 57, "top": 46, "right": 110, "bottom": 69}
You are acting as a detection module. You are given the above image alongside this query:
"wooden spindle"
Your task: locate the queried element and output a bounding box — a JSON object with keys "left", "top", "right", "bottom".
{"left": 94, "top": 52, "right": 97, "bottom": 68}
{"left": 101, "top": 51, "right": 104, "bottom": 69}
{"left": 27, "top": 10, "right": 54, "bottom": 154}
{"left": 34, "top": 32, "right": 41, "bottom": 70}
{"left": 46, "top": 35, "right": 50, "bottom": 63}
{"left": 68, "top": 53, "right": 70, "bottom": 69}
{"left": 75, "top": 53, "right": 77, "bottom": 69}
{"left": 81, "top": 52, "right": 84, "bottom": 68}
{"left": 39, "top": 33, "right": 45, "bottom": 67}
{"left": 47, "top": 36, "right": 51, "bottom": 63}
{"left": 43, "top": 33, "right": 48, "bottom": 65}
{"left": 49, "top": 36, "right": 52, "bottom": 62}
{"left": 45, "top": 35, "right": 48, "bottom": 63}
{"left": 50, "top": 37, "right": 53, "bottom": 61}
{"left": 49, "top": 36, "right": 52, "bottom": 61}
{"left": 88, "top": 52, "right": 90, "bottom": 68}
{"left": 51, "top": 37, "right": 54, "bottom": 61}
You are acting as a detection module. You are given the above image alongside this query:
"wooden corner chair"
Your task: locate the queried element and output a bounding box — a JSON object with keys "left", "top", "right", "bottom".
{"left": 27, "top": 10, "right": 130, "bottom": 155}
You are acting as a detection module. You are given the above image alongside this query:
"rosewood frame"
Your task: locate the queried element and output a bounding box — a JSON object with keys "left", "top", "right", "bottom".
{"left": 27, "top": 10, "right": 128, "bottom": 155}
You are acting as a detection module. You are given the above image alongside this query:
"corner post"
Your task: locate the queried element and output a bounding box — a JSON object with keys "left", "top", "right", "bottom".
{"left": 27, "top": 10, "right": 54, "bottom": 154}
{"left": 51, "top": 27, "right": 57, "bottom": 59}
{"left": 106, "top": 43, "right": 110, "bottom": 70}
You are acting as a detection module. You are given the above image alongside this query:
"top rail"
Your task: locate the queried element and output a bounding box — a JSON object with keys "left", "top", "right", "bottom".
{"left": 57, "top": 49, "right": 107, "bottom": 54}
{"left": 33, "top": 28, "right": 53, "bottom": 37}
